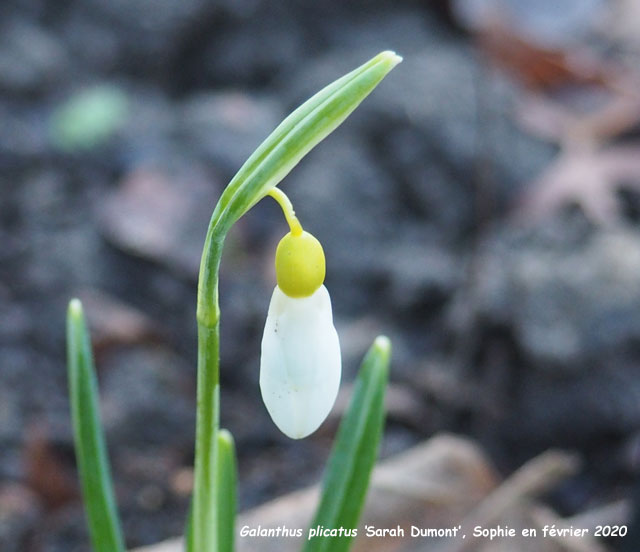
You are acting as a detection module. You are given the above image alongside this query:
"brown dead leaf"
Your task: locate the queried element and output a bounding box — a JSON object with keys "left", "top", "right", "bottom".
{"left": 458, "top": 1, "right": 640, "bottom": 226}
{"left": 24, "top": 424, "right": 77, "bottom": 510}
{"left": 453, "top": 0, "right": 606, "bottom": 48}
{"left": 515, "top": 91, "right": 640, "bottom": 145}
{"left": 517, "top": 144, "right": 640, "bottom": 224}
{"left": 477, "top": 18, "right": 640, "bottom": 144}
{"left": 478, "top": 23, "right": 609, "bottom": 92}
{"left": 100, "top": 166, "right": 221, "bottom": 278}
{"left": 77, "top": 288, "right": 163, "bottom": 355}
{"left": 462, "top": 2, "right": 640, "bottom": 144}
{"left": 133, "top": 438, "right": 590, "bottom": 552}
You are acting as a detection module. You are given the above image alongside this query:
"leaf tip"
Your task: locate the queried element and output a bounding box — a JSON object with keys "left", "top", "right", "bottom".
{"left": 218, "top": 428, "right": 235, "bottom": 448}
{"left": 372, "top": 335, "right": 392, "bottom": 359}
{"left": 68, "top": 298, "right": 84, "bottom": 319}
{"left": 378, "top": 50, "right": 403, "bottom": 69}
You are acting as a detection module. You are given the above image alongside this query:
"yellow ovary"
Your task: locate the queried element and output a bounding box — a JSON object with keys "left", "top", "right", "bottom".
{"left": 275, "top": 231, "right": 325, "bottom": 298}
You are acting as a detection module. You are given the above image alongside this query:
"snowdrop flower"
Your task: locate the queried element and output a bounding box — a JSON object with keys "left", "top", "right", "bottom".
{"left": 260, "top": 189, "right": 341, "bottom": 439}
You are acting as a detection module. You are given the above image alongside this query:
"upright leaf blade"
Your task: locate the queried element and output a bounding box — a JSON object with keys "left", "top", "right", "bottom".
{"left": 66, "top": 298, "right": 126, "bottom": 552}
{"left": 304, "top": 336, "right": 391, "bottom": 552}
{"left": 184, "top": 429, "right": 238, "bottom": 552}
{"left": 217, "top": 429, "right": 237, "bottom": 552}
{"left": 185, "top": 429, "right": 237, "bottom": 552}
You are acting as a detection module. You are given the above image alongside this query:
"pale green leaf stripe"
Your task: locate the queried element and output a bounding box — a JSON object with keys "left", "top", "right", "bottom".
{"left": 66, "top": 299, "right": 126, "bottom": 552}
{"left": 217, "top": 429, "right": 238, "bottom": 552}
{"left": 304, "top": 336, "right": 391, "bottom": 552}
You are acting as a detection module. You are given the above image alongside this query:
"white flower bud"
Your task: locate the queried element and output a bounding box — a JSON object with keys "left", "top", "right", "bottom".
{"left": 260, "top": 284, "right": 341, "bottom": 439}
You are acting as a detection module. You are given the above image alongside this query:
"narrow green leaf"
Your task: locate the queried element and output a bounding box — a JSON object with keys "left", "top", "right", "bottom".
{"left": 217, "top": 429, "right": 237, "bottom": 552}
{"left": 304, "top": 336, "right": 391, "bottom": 552}
{"left": 213, "top": 51, "right": 402, "bottom": 233}
{"left": 66, "top": 299, "right": 126, "bottom": 552}
{"left": 185, "top": 429, "right": 236, "bottom": 552}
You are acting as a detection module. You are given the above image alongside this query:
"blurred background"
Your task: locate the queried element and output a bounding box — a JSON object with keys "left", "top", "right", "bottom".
{"left": 3, "top": 0, "right": 640, "bottom": 550}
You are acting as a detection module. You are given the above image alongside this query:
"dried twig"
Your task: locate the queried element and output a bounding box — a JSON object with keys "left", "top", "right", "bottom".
{"left": 436, "top": 450, "right": 580, "bottom": 552}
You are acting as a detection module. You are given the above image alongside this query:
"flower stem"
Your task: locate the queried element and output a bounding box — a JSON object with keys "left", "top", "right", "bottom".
{"left": 189, "top": 50, "right": 401, "bottom": 552}
{"left": 268, "top": 188, "right": 303, "bottom": 236}
{"left": 192, "top": 229, "right": 224, "bottom": 552}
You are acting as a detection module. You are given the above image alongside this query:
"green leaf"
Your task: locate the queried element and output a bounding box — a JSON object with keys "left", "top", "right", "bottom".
{"left": 212, "top": 51, "right": 402, "bottom": 234}
{"left": 66, "top": 299, "right": 126, "bottom": 552}
{"left": 217, "top": 429, "right": 237, "bottom": 552}
{"left": 304, "top": 336, "right": 391, "bottom": 552}
{"left": 185, "top": 428, "right": 236, "bottom": 552}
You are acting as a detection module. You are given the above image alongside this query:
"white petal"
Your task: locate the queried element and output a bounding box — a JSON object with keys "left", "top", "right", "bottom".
{"left": 260, "top": 285, "right": 341, "bottom": 439}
